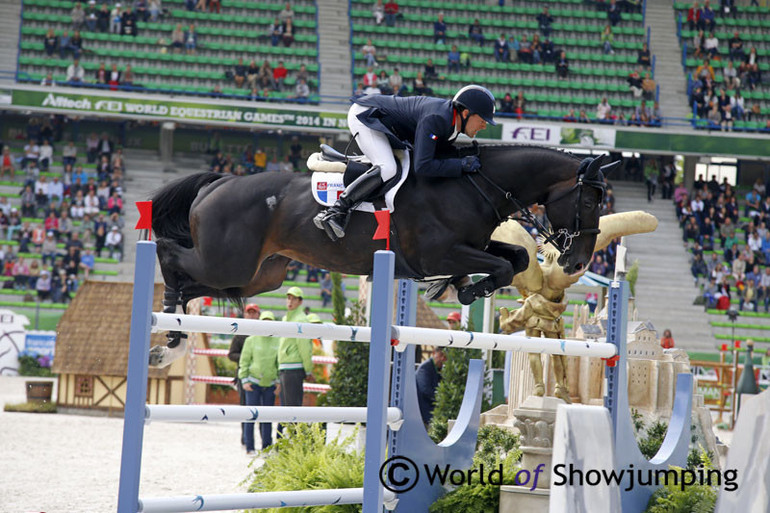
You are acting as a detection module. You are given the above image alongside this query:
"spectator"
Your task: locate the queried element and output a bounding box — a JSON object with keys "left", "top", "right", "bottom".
{"left": 493, "top": 33, "right": 509, "bottom": 62}
{"left": 690, "top": 252, "right": 708, "bottom": 285}
{"left": 233, "top": 58, "right": 247, "bottom": 88}
{"left": 266, "top": 155, "right": 280, "bottom": 173}
{"left": 242, "top": 60, "right": 259, "bottom": 90}
{"left": 643, "top": 158, "right": 658, "bottom": 202}
{"left": 447, "top": 45, "right": 460, "bottom": 73}
{"left": 278, "top": 1, "right": 294, "bottom": 22}
{"left": 514, "top": 91, "right": 526, "bottom": 118}
{"left": 239, "top": 310, "right": 279, "bottom": 454}
{"left": 121, "top": 7, "right": 138, "bottom": 36}
{"left": 537, "top": 6, "right": 553, "bottom": 38}
{"left": 273, "top": 60, "right": 287, "bottom": 91}
{"left": 707, "top": 103, "right": 721, "bottom": 129}
{"left": 578, "top": 109, "right": 590, "bottom": 123}
{"left": 268, "top": 17, "right": 283, "bottom": 46}
{"left": 110, "top": 3, "right": 122, "bottom": 33}
{"left": 293, "top": 78, "right": 310, "bottom": 101}
{"left": 424, "top": 59, "right": 441, "bottom": 81}
{"left": 208, "top": 0, "right": 220, "bottom": 14}
{"left": 105, "top": 226, "right": 123, "bottom": 260}
{"left": 601, "top": 25, "right": 614, "bottom": 54}
{"left": 41, "top": 232, "right": 59, "bottom": 265}
{"left": 500, "top": 92, "right": 514, "bottom": 113}
{"left": 518, "top": 35, "right": 533, "bottom": 63}
{"left": 258, "top": 60, "right": 274, "bottom": 90}
{"left": 1, "top": 147, "right": 14, "bottom": 181}
{"left": 289, "top": 137, "right": 303, "bottom": 171}
{"left": 693, "top": 29, "right": 705, "bottom": 59}
{"left": 149, "top": 0, "right": 161, "bottom": 21}
{"left": 98, "top": 133, "right": 113, "bottom": 160}
{"left": 254, "top": 147, "right": 267, "bottom": 173}
{"left": 320, "top": 272, "right": 332, "bottom": 307}
{"left": 742, "top": 46, "right": 760, "bottom": 90}
{"left": 563, "top": 108, "right": 577, "bottom": 122}
{"left": 85, "top": 3, "right": 97, "bottom": 31}
{"left": 38, "top": 140, "right": 53, "bottom": 171}
{"left": 44, "top": 29, "right": 59, "bottom": 57}
{"left": 389, "top": 67, "right": 406, "bottom": 95}
{"left": 95, "top": 62, "right": 108, "bottom": 85}
{"left": 541, "top": 37, "right": 555, "bottom": 63}
{"left": 468, "top": 18, "right": 484, "bottom": 46}
{"left": 277, "top": 287, "right": 312, "bottom": 418}
{"left": 71, "top": 2, "right": 86, "bottom": 31}
{"left": 642, "top": 71, "right": 656, "bottom": 101}
{"left": 66, "top": 59, "right": 85, "bottom": 84}
{"left": 607, "top": 0, "right": 622, "bottom": 25}
{"left": 530, "top": 34, "right": 543, "bottom": 64}
{"left": 728, "top": 31, "right": 744, "bottom": 61}
{"left": 695, "top": 58, "right": 715, "bottom": 86}
{"left": 596, "top": 97, "right": 612, "bottom": 122}
{"left": 556, "top": 50, "right": 569, "bottom": 79}
{"left": 687, "top": 1, "right": 700, "bottom": 31}
{"left": 281, "top": 18, "right": 294, "bottom": 47}
{"left": 79, "top": 248, "right": 95, "bottom": 278}
{"left": 627, "top": 69, "right": 643, "bottom": 98}
{"left": 84, "top": 189, "right": 101, "bottom": 216}
{"left": 731, "top": 89, "right": 744, "bottom": 119}
{"left": 660, "top": 329, "right": 675, "bottom": 349}
{"left": 412, "top": 70, "right": 431, "bottom": 96}
{"left": 384, "top": 0, "right": 398, "bottom": 27}
{"left": 704, "top": 31, "right": 719, "bottom": 58}
{"left": 700, "top": 0, "right": 715, "bottom": 32}
{"left": 107, "top": 191, "right": 123, "bottom": 215}
{"left": 184, "top": 24, "right": 197, "bottom": 54}
{"left": 36, "top": 270, "right": 52, "bottom": 302}
{"left": 373, "top": 0, "right": 384, "bottom": 25}
{"left": 170, "top": 24, "right": 184, "bottom": 52}
{"left": 415, "top": 347, "right": 446, "bottom": 425}
{"left": 362, "top": 66, "right": 377, "bottom": 91}
{"left": 362, "top": 38, "right": 377, "bottom": 67}
{"left": 97, "top": 3, "right": 110, "bottom": 32}
{"left": 433, "top": 13, "right": 446, "bottom": 44}
{"left": 723, "top": 60, "right": 739, "bottom": 90}
{"left": 636, "top": 43, "right": 651, "bottom": 68}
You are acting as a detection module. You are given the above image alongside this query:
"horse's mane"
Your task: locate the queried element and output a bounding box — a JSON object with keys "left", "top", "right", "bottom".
{"left": 475, "top": 143, "right": 583, "bottom": 162}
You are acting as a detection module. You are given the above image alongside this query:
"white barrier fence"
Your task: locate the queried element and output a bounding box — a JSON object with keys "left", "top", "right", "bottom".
{"left": 145, "top": 404, "right": 403, "bottom": 427}
{"left": 153, "top": 312, "right": 616, "bottom": 359}
{"left": 139, "top": 488, "right": 397, "bottom": 513}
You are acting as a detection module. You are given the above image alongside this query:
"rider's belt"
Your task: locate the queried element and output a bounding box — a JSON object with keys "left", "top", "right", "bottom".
{"left": 279, "top": 363, "right": 305, "bottom": 371}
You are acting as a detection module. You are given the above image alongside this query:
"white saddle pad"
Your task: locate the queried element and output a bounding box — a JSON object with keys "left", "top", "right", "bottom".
{"left": 307, "top": 150, "right": 410, "bottom": 213}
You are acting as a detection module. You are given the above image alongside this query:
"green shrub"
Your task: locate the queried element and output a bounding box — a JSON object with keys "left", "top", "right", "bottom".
{"left": 429, "top": 425, "right": 521, "bottom": 513}
{"left": 644, "top": 450, "right": 718, "bottom": 513}
{"left": 17, "top": 351, "right": 53, "bottom": 377}
{"left": 246, "top": 423, "right": 364, "bottom": 513}
{"left": 3, "top": 401, "right": 57, "bottom": 413}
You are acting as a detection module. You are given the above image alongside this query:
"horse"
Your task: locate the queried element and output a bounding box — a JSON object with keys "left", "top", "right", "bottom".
{"left": 150, "top": 144, "right": 610, "bottom": 366}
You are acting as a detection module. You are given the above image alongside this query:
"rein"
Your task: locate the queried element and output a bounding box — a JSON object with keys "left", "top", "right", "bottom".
{"left": 466, "top": 162, "right": 606, "bottom": 256}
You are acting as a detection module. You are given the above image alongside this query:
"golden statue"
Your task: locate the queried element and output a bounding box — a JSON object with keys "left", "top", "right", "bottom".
{"left": 495, "top": 211, "right": 658, "bottom": 402}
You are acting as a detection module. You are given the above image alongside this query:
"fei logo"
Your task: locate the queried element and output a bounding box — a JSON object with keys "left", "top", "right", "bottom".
{"left": 510, "top": 126, "right": 552, "bottom": 142}
{"left": 94, "top": 100, "right": 123, "bottom": 112}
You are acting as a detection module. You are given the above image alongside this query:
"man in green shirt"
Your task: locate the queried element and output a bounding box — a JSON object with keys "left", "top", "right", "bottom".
{"left": 278, "top": 287, "right": 313, "bottom": 414}
{"left": 239, "top": 310, "right": 279, "bottom": 454}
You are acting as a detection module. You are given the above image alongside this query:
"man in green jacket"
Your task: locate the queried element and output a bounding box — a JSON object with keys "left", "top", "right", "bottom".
{"left": 239, "top": 310, "right": 279, "bottom": 454}
{"left": 278, "top": 287, "right": 313, "bottom": 414}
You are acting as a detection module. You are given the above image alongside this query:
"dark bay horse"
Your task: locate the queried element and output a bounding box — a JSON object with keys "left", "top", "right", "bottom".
{"left": 150, "top": 145, "right": 608, "bottom": 365}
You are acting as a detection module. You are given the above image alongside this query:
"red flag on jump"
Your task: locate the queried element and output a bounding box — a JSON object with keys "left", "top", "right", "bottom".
{"left": 373, "top": 209, "right": 391, "bottom": 250}
{"left": 135, "top": 201, "right": 153, "bottom": 240}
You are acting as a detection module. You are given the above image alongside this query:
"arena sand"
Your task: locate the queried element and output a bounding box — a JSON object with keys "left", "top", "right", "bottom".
{"left": 0, "top": 376, "right": 253, "bottom": 513}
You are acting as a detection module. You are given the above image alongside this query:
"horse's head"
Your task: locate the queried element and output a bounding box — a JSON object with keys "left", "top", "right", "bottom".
{"left": 544, "top": 156, "right": 616, "bottom": 276}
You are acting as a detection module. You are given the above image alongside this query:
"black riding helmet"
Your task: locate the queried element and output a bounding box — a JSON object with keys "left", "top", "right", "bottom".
{"left": 452, "top": 85, "right": 498, "bottom": 132}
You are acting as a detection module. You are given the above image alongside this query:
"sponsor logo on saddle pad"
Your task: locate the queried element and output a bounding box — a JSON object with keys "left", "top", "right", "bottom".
{"left": 311, "top": 174, "right": 345, "bottom": 206}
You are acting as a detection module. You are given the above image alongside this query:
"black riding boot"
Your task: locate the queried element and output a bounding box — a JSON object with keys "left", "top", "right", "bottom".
{"left": 313, "top": 166, "right": 382, "bottom": 240}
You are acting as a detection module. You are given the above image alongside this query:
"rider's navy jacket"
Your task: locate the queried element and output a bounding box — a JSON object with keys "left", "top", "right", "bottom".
{"left": 352, "top": 94, "right": 465, "bottom": 178}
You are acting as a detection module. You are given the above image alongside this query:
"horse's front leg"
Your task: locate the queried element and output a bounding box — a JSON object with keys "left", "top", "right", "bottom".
{"left": 430, "top": 244, "right": 517, "bottom": 305}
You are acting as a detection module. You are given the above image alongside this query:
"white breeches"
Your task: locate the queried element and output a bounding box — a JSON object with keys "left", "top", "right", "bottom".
{"left": 347, "top": 103, "right": 399, "bottom": 182}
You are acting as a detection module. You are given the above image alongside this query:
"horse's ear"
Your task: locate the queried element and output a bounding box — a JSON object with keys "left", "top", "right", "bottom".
{"left": 583, "top": 155, "right": 605, "bottom": 181}
{"left": 600, "top": 160, "right": 622, "bottom": 177}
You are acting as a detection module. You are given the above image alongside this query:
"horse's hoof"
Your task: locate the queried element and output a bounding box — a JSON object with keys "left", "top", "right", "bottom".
{"left": 425, "top": 279, "right": 451, "bottom": 301}
{"left": 457, "top": 286, "right": 476, "bottom": 305}
{"left": 148, "top": 340, "right": 187, "bottom": 368}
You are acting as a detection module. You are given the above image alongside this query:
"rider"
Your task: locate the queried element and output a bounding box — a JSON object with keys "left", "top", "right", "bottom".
{"left": 313, "top": 85, "right": 497, "bottom": 240}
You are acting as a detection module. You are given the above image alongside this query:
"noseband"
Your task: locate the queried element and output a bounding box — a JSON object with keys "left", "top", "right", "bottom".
{"left": 466, "top": 164, "right": 606, "bottom": 256}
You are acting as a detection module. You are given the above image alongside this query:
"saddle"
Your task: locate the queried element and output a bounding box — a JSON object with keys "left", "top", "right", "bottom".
{"left": 306, "top": 144, "right": 410, "bottom": 212}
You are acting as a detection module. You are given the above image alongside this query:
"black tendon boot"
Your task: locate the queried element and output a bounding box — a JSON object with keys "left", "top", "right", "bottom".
{"left": 313, "top": 165, "right": 383, "bottom": 240}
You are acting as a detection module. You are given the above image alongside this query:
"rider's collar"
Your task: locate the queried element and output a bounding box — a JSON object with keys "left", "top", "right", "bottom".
{"left": 449, "top": 109, "right": 460, "bottom": 143}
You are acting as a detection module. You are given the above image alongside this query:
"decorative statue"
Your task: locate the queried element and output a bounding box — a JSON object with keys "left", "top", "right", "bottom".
{"left": 496, "top": 211, "right": 658, "bottom": 402}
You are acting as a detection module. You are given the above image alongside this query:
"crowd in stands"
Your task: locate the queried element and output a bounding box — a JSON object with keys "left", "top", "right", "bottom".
{"left": 684, "top": 1, "right": 764, "bottom": 130}
{"left": 34, "top": 1, "right": 318, "bottom": 102}
{"left": 357, "top": 0, "right": 656, "bottom": 125}
{"left": 0, "top": 117, "right": 127, "bottom": 304}
{"left": 672, "top": 168, "right": 770, "bottom": 313}
{"left": 207, "top": 135, "right": 307, "bottom": 175}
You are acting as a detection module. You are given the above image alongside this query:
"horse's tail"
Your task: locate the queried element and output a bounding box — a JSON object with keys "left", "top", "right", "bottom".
{"left": 151, "top": 172, "right": 225, "bottom": 247}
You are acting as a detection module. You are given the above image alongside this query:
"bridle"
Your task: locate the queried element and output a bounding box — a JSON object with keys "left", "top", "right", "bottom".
{"left": 466, "top": 159, "right": 607, "bottom": 256}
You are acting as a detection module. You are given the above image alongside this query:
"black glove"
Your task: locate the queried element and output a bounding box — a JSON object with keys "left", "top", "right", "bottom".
{"left": 461, "top": 156, "right": 481, "bottom": 174}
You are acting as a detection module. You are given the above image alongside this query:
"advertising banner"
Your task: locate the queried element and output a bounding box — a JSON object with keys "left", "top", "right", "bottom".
{"left": 500, "top": 120, "right": 616, "bottom": 148}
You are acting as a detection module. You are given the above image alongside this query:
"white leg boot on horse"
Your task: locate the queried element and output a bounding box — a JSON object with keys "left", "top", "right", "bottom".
{"left": 313, "top": 165, "right": 383, "bottom": 240}
{"left": 148, "top": 338, "right": 187, "bottom": 368}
